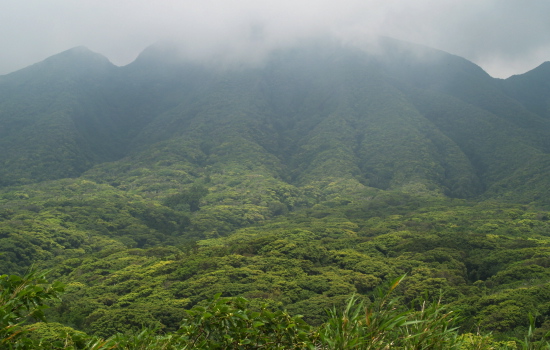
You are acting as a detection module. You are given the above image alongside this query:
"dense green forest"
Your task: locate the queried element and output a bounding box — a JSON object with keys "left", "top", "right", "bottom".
{"left": 1, "top": 38, "right": 550, "bottom": 348}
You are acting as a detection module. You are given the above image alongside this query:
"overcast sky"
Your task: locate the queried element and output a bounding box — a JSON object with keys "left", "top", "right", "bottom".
{"left": 2, "top": 0, "right": 550, "bottom": 78}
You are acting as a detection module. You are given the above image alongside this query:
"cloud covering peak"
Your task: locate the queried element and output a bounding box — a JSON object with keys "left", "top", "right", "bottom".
{"left": 2, "top": 0, "right": 550, "bottom": 78}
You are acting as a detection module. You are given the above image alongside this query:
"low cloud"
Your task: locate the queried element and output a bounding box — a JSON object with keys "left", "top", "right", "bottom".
{"left": 2, "top": 0, "right": 549, "bottom": 77}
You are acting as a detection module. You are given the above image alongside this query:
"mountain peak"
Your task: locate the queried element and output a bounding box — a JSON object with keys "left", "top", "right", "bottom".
{"left": 63, "top": 45, "right": 94, "bottom": 54}
{"left": 129, "top": 41, "right": 188, "bottom": 68}
{"left": 507, "top": 61, "right": 550, "bottom": 81}
{"left": 3, "top": 46, "right": 114, "bottom": 80}
{"left": 529, "top": 61, "right": 550, "bottom": 76}
{"left": 41, "top": 46, "right": 113, "bottom": 68}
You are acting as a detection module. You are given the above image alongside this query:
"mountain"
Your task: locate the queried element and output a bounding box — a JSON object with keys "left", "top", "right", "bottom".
{"left": 2, "top": 38, "right": 550, "bottom": 342}
{"left": 2, "top": 38, "right": 549, "bottom": 202}
{"left": 0, "top": 47, "right": 119, "bottom": 185}
{"left": 502, "top": 61, "right": 550, "bottom": 120}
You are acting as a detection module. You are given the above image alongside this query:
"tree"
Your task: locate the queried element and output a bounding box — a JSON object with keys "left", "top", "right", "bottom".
{"left": 164, "top": 183, "right": 208, "bottom": 212}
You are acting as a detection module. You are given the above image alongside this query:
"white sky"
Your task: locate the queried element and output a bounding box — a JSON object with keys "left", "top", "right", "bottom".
{"left": 2, "top": 0, "right": 550, "bottom": 78}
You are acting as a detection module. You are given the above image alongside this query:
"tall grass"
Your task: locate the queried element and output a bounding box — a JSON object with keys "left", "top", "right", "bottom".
{"left": 318, "top": 275, "right": 463, "bottom": 349}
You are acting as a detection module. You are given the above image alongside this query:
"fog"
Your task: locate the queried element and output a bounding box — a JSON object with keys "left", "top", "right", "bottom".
{"left": 2, "top": 0, "right": 550, "bottom": 78}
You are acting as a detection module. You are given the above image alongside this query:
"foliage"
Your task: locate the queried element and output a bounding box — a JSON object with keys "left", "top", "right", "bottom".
{"left": 2, "top": 38, "right": 550, "bottom": 348}
{"left": 176, "top": 293, "right": 314, "bottom": 349}
{"left": 8, "top": 272, "right": 550, "bottom": 349}
{"left": 0, "top": 268, "right": 65, "bottom": 348}
{"left": 319, "top": 276, "right": 462, "bottom": 349}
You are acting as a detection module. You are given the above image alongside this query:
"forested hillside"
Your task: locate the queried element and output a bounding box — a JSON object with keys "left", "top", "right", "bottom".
{"left": 1, "top": 37, "right": 550, "bottom": 348}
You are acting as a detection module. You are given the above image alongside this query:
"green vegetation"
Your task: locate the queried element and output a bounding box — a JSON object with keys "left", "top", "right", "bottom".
{"left": 1, "top": 268, "right": 65, "bottom": 348}
{"left": 3, "top": 188, "right": 550, "bottom": 347}
{"left": 4, "top": 270, "right": 550, "bottom": 349}
{"left": 1, "top": 38, "right": 550, "bottom": 347}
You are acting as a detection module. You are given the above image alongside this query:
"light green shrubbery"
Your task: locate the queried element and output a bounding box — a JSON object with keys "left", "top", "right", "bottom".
{"left": 3, "top": 270, "right": 550, "bottom": 349}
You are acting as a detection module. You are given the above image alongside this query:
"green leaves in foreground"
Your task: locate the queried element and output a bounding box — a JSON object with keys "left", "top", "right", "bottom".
{"left": 177, "top": 294, "right": 313, "bottom": 349}
{"left": 4, "top": 270, "right": 550, "bottom": 349}
{"left": 0, "top": 268, "right": 65, "bottom": 348}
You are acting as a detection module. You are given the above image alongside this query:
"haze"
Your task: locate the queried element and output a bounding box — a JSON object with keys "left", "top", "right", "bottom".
{"left": 2, "top": 0, "right": 550, "bottom": 78}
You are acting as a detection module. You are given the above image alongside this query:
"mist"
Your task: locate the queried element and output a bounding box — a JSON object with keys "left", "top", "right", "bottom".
{"left": 2, "top": 0, "right": 550, "bottom": 78}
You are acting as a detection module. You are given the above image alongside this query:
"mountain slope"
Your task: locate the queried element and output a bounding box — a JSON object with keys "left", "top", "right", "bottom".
{"left": 501, "top": 61, "right": 550, "bottom": 120}
{"left": 1, "top": 39, "right": 549, "bottom": 205}
{"left": 86, "top": 40, "right": 550, "bottom": 205}
{"left": 0, "top": 47, "right": 121, "bottom": 185}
